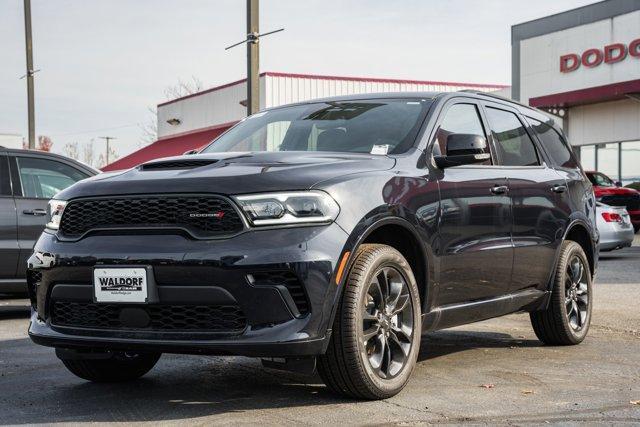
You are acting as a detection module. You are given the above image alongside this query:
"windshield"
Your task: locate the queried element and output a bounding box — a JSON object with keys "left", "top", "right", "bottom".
{"left": 587, "top": 172, "right": 615, "bottom": 187}
{"left": 201, "top": 99, "right": 432, "bottom": 155}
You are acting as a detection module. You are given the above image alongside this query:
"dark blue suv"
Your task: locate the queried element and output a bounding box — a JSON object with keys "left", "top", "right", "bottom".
{"left": 28, "top": 91, "right": 597, "bottom": 399}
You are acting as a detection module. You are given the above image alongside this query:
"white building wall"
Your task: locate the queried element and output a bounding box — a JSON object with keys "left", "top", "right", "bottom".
{"left": 157, "top": 76, "right": 267, "bottom": 140}
{"left": 568, "top": 98, "right": 640, "bottom": 146}
{"left": 157, "top": 73, "right": 506, "bottom": 140}
{"left": 263, "top": 74, "right": 502, "bottom": 108}
{"left": 519, "top": 10, "right": 640, "bottom": 104}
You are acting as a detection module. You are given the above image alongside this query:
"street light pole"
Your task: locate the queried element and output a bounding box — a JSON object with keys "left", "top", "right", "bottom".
{"left": 247, "top": 0, "right": 260, "bottom": 116}
{"left": 225, "top": 1, "right": 283, "bottom": 117}
{"left": 23, "top": 0, "right": 36, "bottom": 149}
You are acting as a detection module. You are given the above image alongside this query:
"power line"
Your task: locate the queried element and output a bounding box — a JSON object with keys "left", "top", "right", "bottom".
{"left": 50, "top": 123, "right": 141, "bottom": 137}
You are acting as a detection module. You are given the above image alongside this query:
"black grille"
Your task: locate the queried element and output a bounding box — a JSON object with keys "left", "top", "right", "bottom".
{"left": 600, "top": 194, "right": 640, "bottom": 212}
{"left": 141, "top": 159, "right": 217, "bottom": 170}
{"left": 51, "top": 301, "right": 247, "bottom": 333}
{"left": 251, "top": 271, "right": 309, "bottom": 315}
{"left": 59, "top": 195, "right": 244, "bottom": 239}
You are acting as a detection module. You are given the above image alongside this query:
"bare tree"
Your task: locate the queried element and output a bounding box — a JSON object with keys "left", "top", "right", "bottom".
{"left": 139, "top": 76, "right": 204, "bottom": 146}
{"left": 63, "top": 142, "right": 80, "bottom": 160}
{"left": 97, "top": 145, "right": 119, "bottom": 169}
{"left": 23, "top": 135, "right": 53, "bottom": 151}
{"left": 163, "top": 76, "right": 204, "bottom": 100}
{"left": 84, "top": 140, "right": 98, "bottom": 166}
{"left": 139, "top": 106, "right": 158, "bottom": 147}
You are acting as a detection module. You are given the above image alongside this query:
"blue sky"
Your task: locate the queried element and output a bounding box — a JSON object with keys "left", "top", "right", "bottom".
{"left": 0, "top": 0, "right": 595, "bottom": 160}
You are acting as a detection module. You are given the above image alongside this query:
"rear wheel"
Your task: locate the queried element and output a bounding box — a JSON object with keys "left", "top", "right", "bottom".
{"left": 59, "top": 351, "right": 161, "bottom": 382}
{"left": 318, "top": 244, "right": 421, "bottom": 400}
{"left": 530, "top": 241, "right": 592, "bottom": 345}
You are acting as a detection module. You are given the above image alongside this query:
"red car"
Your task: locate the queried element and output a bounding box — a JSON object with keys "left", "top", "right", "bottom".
{"left": 586, "top": 171, "right": 640, "bottom": 232}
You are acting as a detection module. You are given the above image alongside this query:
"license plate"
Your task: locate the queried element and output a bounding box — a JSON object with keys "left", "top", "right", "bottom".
{"left": 94, "top": 268, "right": 148, "bottom": 303}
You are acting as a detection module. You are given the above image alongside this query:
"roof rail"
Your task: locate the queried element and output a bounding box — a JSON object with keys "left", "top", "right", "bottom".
{"left": 458, "top": 89, "right": 533, "bottom": 110}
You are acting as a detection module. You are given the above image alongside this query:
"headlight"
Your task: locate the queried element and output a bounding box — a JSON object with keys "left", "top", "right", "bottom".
{"left": 234, "top": 191, "right": 339, "bottom": 226}
{"left": 46, "top": 199, "right": 67, "bottom": 230}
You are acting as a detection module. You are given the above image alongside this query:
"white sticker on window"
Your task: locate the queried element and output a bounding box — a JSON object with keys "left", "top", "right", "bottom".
{"left": 371, "top": 144, "right": 390, "bottom": 155}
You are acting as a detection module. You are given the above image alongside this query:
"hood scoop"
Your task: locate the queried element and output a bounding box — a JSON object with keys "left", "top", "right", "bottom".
{"left": 140, "top": 159, "right": 218, "bottom": 171}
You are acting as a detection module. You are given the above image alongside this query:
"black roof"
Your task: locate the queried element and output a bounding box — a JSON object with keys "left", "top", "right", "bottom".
{"left": 0, "top": 147, "right": 99, "bottom": 175}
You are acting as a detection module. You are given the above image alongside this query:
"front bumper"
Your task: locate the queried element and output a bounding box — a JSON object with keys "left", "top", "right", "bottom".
{"left": 28, "top": 223, "right": 349, "bottom": 357}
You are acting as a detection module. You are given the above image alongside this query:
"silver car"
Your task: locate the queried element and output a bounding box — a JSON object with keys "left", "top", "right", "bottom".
{"left": 597, "top": 202, "right": 635, "bottom": 252}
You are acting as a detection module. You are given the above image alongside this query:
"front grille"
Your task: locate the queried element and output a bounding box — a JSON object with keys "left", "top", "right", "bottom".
{"left": 600, "top": 194, "right": 640, "bottom": 211}
{"left": 141, "top": 159, "right": 217, "bottom": 170}
{"left": 251, "top": 271, "right": 310, "bottom": 315}
{"left": 59, "top": 195, "right": 244, "bottom": 239}
{"left": 51, "top": 301, "right": 247, "bottom": 333}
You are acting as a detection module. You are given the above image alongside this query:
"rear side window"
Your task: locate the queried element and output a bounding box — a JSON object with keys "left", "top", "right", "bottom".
{"left": 527, "top": 117, "right": 577, "bottom": 168}
{"left": 15, "top": 157, "right": 88, "bottom": 199}
{"left": 485, "top": 107, "right": 540, "bottom": 167}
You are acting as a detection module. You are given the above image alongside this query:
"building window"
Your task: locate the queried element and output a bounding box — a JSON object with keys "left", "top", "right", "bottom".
{"left": 579, "top": 141, "right": 640, "bottom": 186}
{"left": 597, "top": 143, "right": 619, "bottom": 181}
{"left": 579, "top": 145, "right": 596, "bottom": 171}
{"left": 621, "top": 141, "right": 640, "bottom": 186}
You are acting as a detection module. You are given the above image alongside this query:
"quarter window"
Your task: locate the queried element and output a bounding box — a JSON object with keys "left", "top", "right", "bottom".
{"left": 527, "top": 118, "right": 577, "bottom": 168}
{"left": 16, "top": 157, "right": 88, "bottom": 199}
{"left": 435, "top": 103, "right": 490, "bottom": 163}
{"left": 485, "top": 107, "right": 540, "bottom": 167}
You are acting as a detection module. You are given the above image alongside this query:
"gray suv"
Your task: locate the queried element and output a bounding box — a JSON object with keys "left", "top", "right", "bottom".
{"left": 0, "top": 147, "right": 97, "bottom": 293}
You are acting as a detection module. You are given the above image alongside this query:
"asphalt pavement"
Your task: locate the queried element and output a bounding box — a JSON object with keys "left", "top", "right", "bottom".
{"left": 0, "top": 242, "right": 639, "bottom": 425}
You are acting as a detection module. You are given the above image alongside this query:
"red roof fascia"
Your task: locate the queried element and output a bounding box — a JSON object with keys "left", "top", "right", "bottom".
{"left": 101, "top": 123, "right": 235, "bottom": 172}
{"left": 529, "top": 79, "right": 640, "bottom": 108}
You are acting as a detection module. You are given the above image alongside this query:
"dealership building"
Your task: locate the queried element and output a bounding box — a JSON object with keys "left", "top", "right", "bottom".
{"left": 512, "top": 0, "right": 640, "bottom": 183}
{"left": 103, "top": 72, "right": 507, "bottom": 171}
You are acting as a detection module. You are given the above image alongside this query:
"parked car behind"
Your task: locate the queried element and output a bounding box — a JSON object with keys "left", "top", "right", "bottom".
{"left": 28, "top": 92, "right": 597, "bottom": 399}
{"left": 586, "top": 171, "right": 640, "bottom": 233}
{"left": 596, "top": 202, "right": 634, "bottom": 252}
{"left": 0, "top": 147, "right": 97, "bottom": 293}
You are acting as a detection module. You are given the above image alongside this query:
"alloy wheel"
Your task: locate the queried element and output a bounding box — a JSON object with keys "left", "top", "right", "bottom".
{"left": 565, "top": 256, "right": 589, "bottom": 331}
{"left": 361, "top": 266, "right": 414, "bottom": 379}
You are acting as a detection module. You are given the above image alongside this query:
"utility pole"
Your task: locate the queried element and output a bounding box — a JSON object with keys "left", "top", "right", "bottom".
{"left": 23, "top": 0, "right": 36, "bottom": 149}
{"left": 246, "top": 0, "right": 259, "bottom": 116}
{"left": 99, "top": 136, "right": 116, "bottom": 165}
{"left": 225, "top": 1, "right": 283, "bottom": 116}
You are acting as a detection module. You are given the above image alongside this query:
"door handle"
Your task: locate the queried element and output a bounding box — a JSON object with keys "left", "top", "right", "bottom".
{"left": 23, "top": 209, "right": 47, "bottom": 216}
{"left": 551, "top": 184, "right": 567, "bottom": 194}
{"left": 490, "top": 185, "right": 509, "bottom": 195}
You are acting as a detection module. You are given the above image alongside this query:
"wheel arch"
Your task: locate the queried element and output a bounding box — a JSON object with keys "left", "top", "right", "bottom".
{"left": 563, "top": 220, "right": 596, "bottom": 279}
{"left": 336, "top": 217, "right": 431, "bottom": 315}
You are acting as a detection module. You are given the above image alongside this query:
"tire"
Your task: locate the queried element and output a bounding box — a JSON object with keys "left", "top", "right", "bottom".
{"left": 530, "top": 240, "right": 592, "bottom": 345}
{"left": 318, "top": 244, "right": 421, "bottom": 400}
{"left": 60, "top": 351, "right": 161, "bottom": 382}
{"left": 633, "top": 224, "right": 639, "bottom": 234}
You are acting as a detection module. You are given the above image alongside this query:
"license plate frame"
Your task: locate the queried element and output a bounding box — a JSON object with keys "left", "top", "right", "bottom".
{"left": 94, "top": 267, "right": 149, "bottom": 303}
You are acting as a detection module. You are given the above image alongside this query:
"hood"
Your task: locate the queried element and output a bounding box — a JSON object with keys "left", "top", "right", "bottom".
{"left": 593, "top": 185, "right": 640, "bottom": 197}
{"left": 56, "top": 152, "right": 395, "bottom": 199}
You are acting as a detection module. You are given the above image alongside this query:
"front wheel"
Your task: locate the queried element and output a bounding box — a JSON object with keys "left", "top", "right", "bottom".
{"left": 530, "top": 240, "right": 592, "bottom": 345}
{"left": 318, "top": 244, "right": 421, "bottom": 400}
{"left": 59, "top": 351, "right": 161, "bottom": 382}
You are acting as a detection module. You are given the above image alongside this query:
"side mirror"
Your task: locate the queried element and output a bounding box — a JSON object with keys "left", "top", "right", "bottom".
{"left": 615, "top": 181, "right": 622, "bottom": 187}
{"left": 183, "top": 149, "right": 199, "bottom": 155}
{"left": 434, "top": 134, "right": 490, "bottom": 168}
